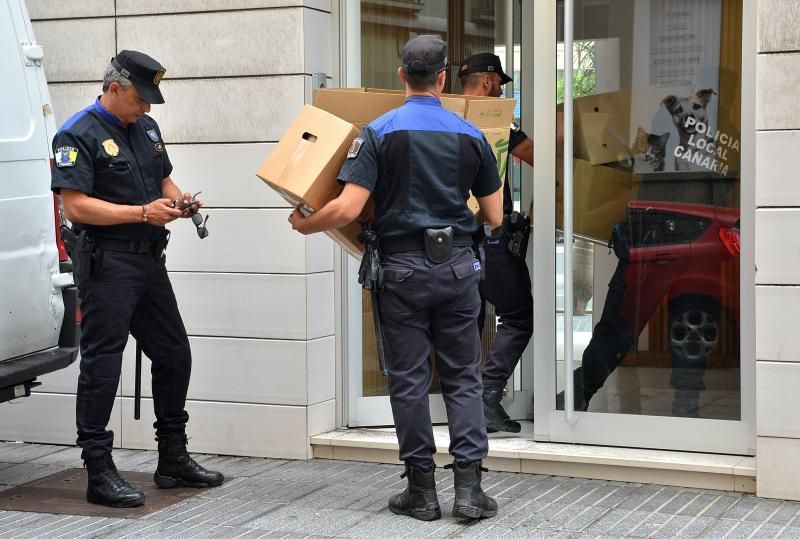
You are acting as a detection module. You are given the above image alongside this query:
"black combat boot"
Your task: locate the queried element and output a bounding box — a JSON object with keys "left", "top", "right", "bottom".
{"left": 388, "top": 463, "right": 441, "bottom": 521}
{"left": 448, "top": 460, "right": 498, "bottom": 520}
{"left": 482, "top": 384, "right": 521, "bottom": 433}
{"left": 84, "top": 453, "right": 145, "bottom": 508}
{"left": 153, "top": 434, "right": 224, "bottom": 489}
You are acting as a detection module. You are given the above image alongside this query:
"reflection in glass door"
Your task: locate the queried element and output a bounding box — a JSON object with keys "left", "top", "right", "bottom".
{"left": 534, "top": 0, "right": 753, "bottom": 454}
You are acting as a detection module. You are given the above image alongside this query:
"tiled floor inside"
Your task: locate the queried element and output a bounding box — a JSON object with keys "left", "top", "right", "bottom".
{"left": 0, "top": 441, "right": 798, "bottom": 538}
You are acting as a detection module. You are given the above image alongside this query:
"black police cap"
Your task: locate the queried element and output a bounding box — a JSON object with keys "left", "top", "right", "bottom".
{"left": 402, "top": 35, "right": 448, "bottom": 76}
{"left": 457, "top": 52, "right": 513, "bottom": 85}
{"left": 111, "top": 50, "right": 166, "bottom": 104}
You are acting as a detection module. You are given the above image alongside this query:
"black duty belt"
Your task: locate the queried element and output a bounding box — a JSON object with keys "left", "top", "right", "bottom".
{"left": 93, "top": 237, "right": 159, "bottom": 254}
{"left": 381, "top": 234, "right": 473, "bottom": 254}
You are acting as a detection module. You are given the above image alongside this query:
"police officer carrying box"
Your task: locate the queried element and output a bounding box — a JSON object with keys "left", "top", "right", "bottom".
{"left": 51, "top": 50, "right": 223, "bottom": 508}
{"left": 459, "top": 53, "right": 534, "bottom": 433}
{"left": 289, "top": 35, "right": 503, "bottom": 521}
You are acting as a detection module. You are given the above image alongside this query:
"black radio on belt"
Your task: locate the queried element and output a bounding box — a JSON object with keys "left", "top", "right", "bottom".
{"left": 505, "top": 211, "right": 531, "bottom": 259}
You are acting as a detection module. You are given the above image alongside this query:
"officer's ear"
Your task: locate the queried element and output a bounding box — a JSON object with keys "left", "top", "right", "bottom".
{"left": 397, "top": 67, "right": 407, "bottom": 85}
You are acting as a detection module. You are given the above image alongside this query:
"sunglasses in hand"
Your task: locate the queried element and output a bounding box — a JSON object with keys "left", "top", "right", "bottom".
{"left": 191, "top": 212, "right": 209, "bottom": 239}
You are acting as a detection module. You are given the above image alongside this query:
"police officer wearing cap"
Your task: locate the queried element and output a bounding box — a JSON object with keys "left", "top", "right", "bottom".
{"left": 51, "top": 50, "right": 223, "bottom": 508}
{"left": 459, "top": 53, "right": 534, "bottom": 434}
{"left": 289, "top": 35, "right": 503, "bottom": 521}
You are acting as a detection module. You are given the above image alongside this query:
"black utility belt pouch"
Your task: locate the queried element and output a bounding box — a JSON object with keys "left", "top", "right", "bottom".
{"left": 424, "top": 226, "right": 454, "bottom": 264}
{"left": 71, "top": 230, "right": 94, "bottom": 283}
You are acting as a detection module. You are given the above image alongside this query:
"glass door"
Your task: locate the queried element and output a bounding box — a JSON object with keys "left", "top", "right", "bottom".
{"left": 530, "top": 0, "right": 754, "bottom": 454}
{"left": 346, "top": 0, "right": 534, "bottom": 427}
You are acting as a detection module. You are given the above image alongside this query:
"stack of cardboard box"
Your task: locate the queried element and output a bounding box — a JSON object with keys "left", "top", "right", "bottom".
{"left": 558, "top": 89, "right": 642, "bottom": 243}
{"left": 257, "top": 88, "right": 516, "bottom": 258}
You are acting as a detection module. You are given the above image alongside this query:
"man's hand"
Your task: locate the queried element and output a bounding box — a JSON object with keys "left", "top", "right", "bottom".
{"left": 146, "top": 198, "right": 184, "bottom": 226}
{"left": 173, "top": 192, "right": 203, "bottom": 217}
{"left": 288, "top": 207, "right": 308, "bottom": 234}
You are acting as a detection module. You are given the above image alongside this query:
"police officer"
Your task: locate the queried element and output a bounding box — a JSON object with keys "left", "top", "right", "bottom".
{"left": 459, "top": 53, "right": 534, "bottom": 433}
{"left": 289, "top": 36, "right": 503, "bottom": 521}
{"left": 51, "top": 50, "right": 223, "bottom": 508}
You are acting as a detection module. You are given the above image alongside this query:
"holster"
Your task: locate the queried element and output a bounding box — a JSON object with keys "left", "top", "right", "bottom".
{"left": 357, "top": 224, "right": 389, "bottom": 376}
{"left": 71, "top": 230, "right": 94, "bottom": 283}
{"left": 505, "top": 211, "right": 531, "bottom": 259}
{"left": 423, "top": 226, "right": 454, "bottom": 264}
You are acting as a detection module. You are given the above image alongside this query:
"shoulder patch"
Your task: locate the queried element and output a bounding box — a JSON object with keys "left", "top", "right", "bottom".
{"left": 146, "top": 129, "right": 160, "bottom": 142}
{"left": 347, "top": 138, "right": 364, "bottom": 159}
{"left": 55, "top": 146, "right": 78, "bottom": 168}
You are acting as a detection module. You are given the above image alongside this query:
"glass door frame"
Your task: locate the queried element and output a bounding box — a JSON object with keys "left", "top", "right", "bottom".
{"left": 341, "top": 0, "right": 534, "bottom": 427}
{"left": 527, "top": 0, "right": 757, "bottom": 455}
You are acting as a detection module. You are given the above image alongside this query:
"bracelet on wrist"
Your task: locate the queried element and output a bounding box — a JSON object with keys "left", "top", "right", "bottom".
{"left": 142, "top": 204, "right": 148, "bottom": 223}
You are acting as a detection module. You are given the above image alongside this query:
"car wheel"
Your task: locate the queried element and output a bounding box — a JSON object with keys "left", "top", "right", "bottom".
{"left": 669, "top": 296, "right": 720, "bottom": 368}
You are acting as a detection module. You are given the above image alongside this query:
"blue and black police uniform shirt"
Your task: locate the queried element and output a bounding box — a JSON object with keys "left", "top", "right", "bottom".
{"left": 504, "top": 120, "right": 529, "bottom": 216}
{"left": 338, "top": 95, "right": 501, "bottom": 240}
{"left": 51, "top": 97, "right": 172, "bottom": 241}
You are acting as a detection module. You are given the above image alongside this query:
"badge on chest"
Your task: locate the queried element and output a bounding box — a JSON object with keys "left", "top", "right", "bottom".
{"left": 102, "top": 139, "right": 119, "bottom": 157}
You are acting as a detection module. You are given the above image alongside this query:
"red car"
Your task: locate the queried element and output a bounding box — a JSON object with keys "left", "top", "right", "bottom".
{"left": 623, "top": 201, "right": 740, "bottom": 369}
{"left": 569, "top": 201, "right": 741, "bottom": 414}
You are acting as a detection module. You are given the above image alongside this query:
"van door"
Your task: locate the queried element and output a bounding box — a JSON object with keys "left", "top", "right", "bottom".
{"left": 0, "top": 0, "right": 64, "bottom": 361}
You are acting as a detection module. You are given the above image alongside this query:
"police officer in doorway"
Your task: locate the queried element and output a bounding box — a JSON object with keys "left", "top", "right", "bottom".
{"left": 459, "top": 53, "right": 534, "bottom": 433}
{"left": 289, "top": 36, "right": 503, "bottom": 521}
{"left": 51, "top": 51, "right": 223, "bottom": 508}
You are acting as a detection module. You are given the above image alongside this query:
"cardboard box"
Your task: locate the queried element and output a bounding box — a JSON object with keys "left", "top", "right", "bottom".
{"left": 255, "top": 105, "right": 364, "bottom": 258}
{"left": 556, "top": 158, "right": 641, "bottom": 243}
{"left": 258, "top": 89, "right": 516, "bottom": 259}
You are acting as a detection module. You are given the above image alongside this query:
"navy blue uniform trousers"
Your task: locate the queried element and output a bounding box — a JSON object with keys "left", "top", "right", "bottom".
{"left": 76, "top": 248, "right": 191, "bottom": 458}
{"left": 379, "top": 247, "right": 488, "bottom": 468}
{"left": 478, "top": 241, "right": 533, "bottom": 388}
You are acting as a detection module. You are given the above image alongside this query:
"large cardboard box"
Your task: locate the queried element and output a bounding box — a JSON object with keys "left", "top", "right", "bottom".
{"left": 255, "top": 105, "right": 364, "bottom": 258}
{"left": 556, "top": 158, "right": 641, "bottom": 243}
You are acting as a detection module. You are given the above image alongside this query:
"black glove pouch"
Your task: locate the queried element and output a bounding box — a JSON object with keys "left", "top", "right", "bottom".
{"left": 424, "top": 226, "right": 454, "bottom": 264}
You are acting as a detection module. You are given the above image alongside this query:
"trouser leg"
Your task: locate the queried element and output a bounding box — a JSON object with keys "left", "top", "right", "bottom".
{"left": 379, "top": 253, "right": 436, "bottom": 469}
{"left": 76, "top": 251, "right": 145, "bottom": 459}
{"left": 581, "top": 258, "right": 634, "bottom": 404}
{"left": 432, "top": 249, "right": 487, "bottom": 463}
{"left": 130, "top": 257, "right": 191, "bottom": 437}
{"left": 479, "top": 245, "right": 533, "bottom": 387}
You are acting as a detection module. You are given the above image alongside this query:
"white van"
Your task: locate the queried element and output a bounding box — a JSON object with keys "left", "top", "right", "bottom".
{"left": 0, "top": 0, "right": 78, "bottom": 403}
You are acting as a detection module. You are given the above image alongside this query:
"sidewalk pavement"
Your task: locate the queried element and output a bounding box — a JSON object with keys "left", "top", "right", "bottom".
{"left": 1, "top": 441, "right": 799, "bottom": 538}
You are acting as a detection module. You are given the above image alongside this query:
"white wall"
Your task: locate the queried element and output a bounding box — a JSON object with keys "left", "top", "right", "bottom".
{"left": 754, "top": 0, "right": 800, "bottom": 501}
{"left": 2, "top": 0, "right": 336, "bottom": 460}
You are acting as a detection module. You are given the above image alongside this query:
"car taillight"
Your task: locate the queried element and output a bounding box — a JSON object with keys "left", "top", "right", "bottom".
{"left": 719, "top": 227, "right": 740, "bottom": 257}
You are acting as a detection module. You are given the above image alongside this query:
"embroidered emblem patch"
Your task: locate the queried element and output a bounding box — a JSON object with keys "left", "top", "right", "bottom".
{"left": 55, "top": 146, "right": 78, "bottom": 168}
{"left": 347, "top": 138, "right": 364, "bottom": 159}
{"left": 153, "top": 70, "right": 165, "bottom": 85}
{"left": 101, "top": 139, "right": 119, "bottom": 157}
{"left": 146, "top": 129, "right": 159, "bottom": 142}
{"left": 154, "top": 142, "right": 164, "bottom": 152}
{"left": 473, "top": 261, "right": 482, "bottom": 272}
